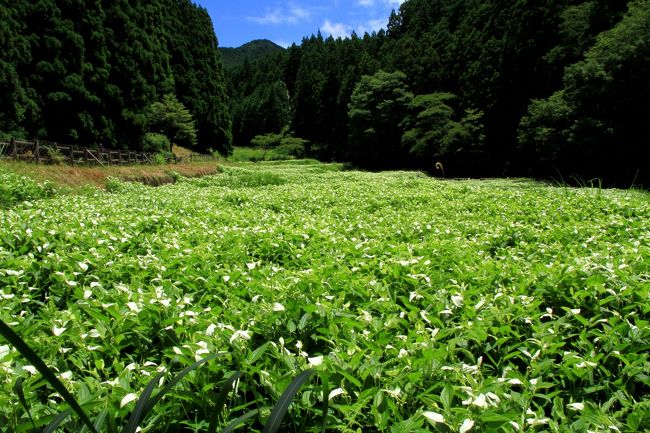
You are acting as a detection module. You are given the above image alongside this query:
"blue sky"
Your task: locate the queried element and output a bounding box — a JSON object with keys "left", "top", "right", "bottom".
{"left": 194, "top": 0, "right": 406, "bottom": 48}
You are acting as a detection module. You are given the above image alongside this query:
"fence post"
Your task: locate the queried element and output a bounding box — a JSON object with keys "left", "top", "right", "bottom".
{"left": 10, "top": 138, "right": 17, "bottom": 158}
{"left": 34, "top": 140, "right": 40, "bottom": 163}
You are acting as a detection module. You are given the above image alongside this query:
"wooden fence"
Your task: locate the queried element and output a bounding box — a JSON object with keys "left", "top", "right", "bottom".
{"left": 0, "top": 138, "right": 162, "bottom": 166}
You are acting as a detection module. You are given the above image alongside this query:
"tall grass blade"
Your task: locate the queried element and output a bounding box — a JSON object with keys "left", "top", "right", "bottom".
{"left": 143, "top": 353, "right": 221, "bottom": 415}
{"left": 214, "top": 372, "right": 245, "bottom": 418}
{"left": 219, "top": 409, "right": 260, "bottom": 433}
{"left": 122, "top": 370, "right": 167, "bottom": 433}
{"left": 0, "top": 319, "right": 99, "bottom": 433}
{"left": 42, "top": 408, "right": 74, "bottom": 433}
{"left": 262, "top": 369, "right": 315, "bottom": 433}
{"left": 80, "top": 409, "right": 110, "bottom": 433}
{"left": 14, "top": 378, "right": 36, "bottom": 431}
{"left": 208, "top": 371, "right": 245, "bottom": 433}
{"left": 320, "top": 374, "right": 330, "bottom": 433}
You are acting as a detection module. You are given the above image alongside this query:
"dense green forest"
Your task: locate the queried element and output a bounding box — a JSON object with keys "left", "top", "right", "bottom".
{"left": 227, "top": 0, "right": 649, "bottom": 186}
{"left": 0, "top": 0, "right": 231, "bottom": 155}
{"left": 219, "top": 39, "right": 285, "bottom": 70}
{"left": 1, "top": 0, "right": 648, "bottom": 185}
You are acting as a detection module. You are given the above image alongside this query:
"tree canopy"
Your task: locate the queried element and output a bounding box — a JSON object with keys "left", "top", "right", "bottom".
{"left": 147, "top": 94, "right": 197, "bottom": 151}
{"left": 0, "top": 0, "right": 232, "bottom": 155}
{"left": 223, "top": 0, "right": 645, "bottom": 185}
{"left": 519, "top": 0, "right": 649, "bottom": 183}
{"left": 2, "top": 0, "right": 646, "bottom": 184}
{"left": 348, "top": 70, "right": 413, "bottom": 169}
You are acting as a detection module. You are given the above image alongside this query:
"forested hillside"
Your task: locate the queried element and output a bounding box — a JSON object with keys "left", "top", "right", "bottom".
{"left": 226, "top": 0, "right": 648, "bottom": 186}
{"left": 219, "top": 39, "right": 285, "bottom": 70}
{"left": 0, "top": 0, "right": 232, "bottom": 155}
{"left": 2, "top": 0, "right": 647, "bottom": 184}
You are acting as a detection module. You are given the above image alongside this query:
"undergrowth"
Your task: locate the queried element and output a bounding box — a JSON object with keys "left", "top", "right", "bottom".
{"left": 0, "top": 162, "right": 648, "bottom": 432}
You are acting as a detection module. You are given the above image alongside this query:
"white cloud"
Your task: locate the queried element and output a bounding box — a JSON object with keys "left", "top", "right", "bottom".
{"left": 367, "top": 18, "right": 387, "bottom": 31}
{"left": 358, "top": 0, "right": 405, "bottom": 7}
{"left": 356, "top": 18, "right": 386, "bottom": 34}
{"left": 248, "top": 9, "right": 283, "bottom": 25}
{"left": 351, "top": 0, "right": 406, "bottom": 35}
{"left": 248, "top": 3, "right": 312, "bottom": 25}
{"left": 321, "top": 20, "right": 353, "bottom": 39}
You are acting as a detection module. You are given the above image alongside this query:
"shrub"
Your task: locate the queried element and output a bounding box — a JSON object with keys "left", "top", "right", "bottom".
{"left": 246, "top": 132, "right": 310, "bottom": 161}
{"left": 250, "top": 133, "right": 282, "bottom": 149}
{"left": 44, "top": 146, "right": 67, "bottom": 165}
{"left": 0, "top": 172, "right": 55, "bottom": 208}
{"left": 105, "top": 176, "right": 124, "bottom": 193}
{"left": 274, "top": 137, "right": 308, "bottom": 159}
{"left": 143, "top": 133, "right": 171, "bottom": 154}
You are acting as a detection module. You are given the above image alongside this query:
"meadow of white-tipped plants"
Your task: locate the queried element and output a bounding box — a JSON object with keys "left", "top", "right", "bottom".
{"left": 0, "top": 161, "right": 648, "bottom": 432}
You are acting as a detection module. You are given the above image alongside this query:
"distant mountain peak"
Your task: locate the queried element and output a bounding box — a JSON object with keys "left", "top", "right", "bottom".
{"left": 219, "top": 39, "right": 285, "bottom": 69}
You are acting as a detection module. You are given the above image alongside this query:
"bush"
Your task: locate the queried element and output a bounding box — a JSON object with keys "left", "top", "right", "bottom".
{"left": 250, "top": 133, "right": 282, "bottom": 149}
{"left": 44, "top": 146, "right": 67, "bottom": 165}
{"left": 274, "top": 137, "right": 308, "bottom": 159}
{"left": 143, "top": 133, "right": 171, "bottom": 154}
{"left": 246, "top": 132, "right": 310, "bottom": 161}
{"left": 0, "top": 172, "right": 55, "bottom": 208}
{"left": 105, "top": 176, "right": 124, "bottom": 193}
{"left": 152, "top": 151, "right": 173, "bottom": 165}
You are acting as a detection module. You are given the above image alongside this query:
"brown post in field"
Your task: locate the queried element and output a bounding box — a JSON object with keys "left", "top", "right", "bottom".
{"left": 34, "top": 140, "right": 41, "bottom": 163}
{"left": 10, "top": 138, "right": 17, "bottom": 158}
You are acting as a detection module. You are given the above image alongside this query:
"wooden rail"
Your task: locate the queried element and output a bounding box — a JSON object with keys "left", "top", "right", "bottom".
{"left": 0, "top": 138, "right": 164, "bottom": 166}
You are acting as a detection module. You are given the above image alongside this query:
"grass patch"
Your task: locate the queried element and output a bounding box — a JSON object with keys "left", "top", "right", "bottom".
{"left": 0, "top": 159, "right": 221, "bottom": 190}
{"left": 228, "top": 146, "right": 309, "bottom": 163}
{"left": 179, "top": 166, "right": 287, "bottom": 188}
{"left": 228, "top": 146, "right": 268, "bottom": 162}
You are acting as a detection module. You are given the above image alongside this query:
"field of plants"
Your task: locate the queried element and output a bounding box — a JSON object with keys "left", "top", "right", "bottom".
{"left": 0, "top": 161, "right": 649, "bottom": 432}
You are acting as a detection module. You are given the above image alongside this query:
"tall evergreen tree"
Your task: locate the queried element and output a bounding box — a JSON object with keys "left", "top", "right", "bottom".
{"left": 0, "top": 0, "right": 232, "bottom": 153}
{"left": 0, "top": 3, "right": 32, "bottom": 139}
{"left": 166, "top": 1, "right": 232, "bottom": 154}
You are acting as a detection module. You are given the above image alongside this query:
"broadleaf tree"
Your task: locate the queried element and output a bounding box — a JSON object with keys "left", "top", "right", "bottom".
{"left": 518, "top": 0, "right": 649, "bottom": 185}
{"left": 348, "top": 70, "right": 413, "bottom": 169}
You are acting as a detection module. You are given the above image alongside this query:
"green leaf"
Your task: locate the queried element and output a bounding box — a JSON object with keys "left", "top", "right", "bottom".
{"left": 320, "top": 373, "right": 330, "bottom": 433}
{"left": 479, "top": 411, "right": 520, "bottom": 424}
{"left": 262, "top": 369, "right": 315, "bottom": 433}
{"left": 440, "top": 384, "right": 453, "bottom": 410}
{"left": 220, "top": 409, "right": 261, "bottom": 433}
{"left": 208, "top": 371, "right": 246, "bottom": 433}
{"left": 122, "top": 370, "right": 167, "bottom": 433}
{"left": 80, "top": 409, "right": 111, "bottom": 433}
{"left": 0, "top": 319, "right": 99, "bottom": 433}
{"left": 42, "top": 408, "right": 74, "bottom": 433}
{"left": 248, "top": 343, "right": 270, "bottom": 365}
{"left": 14, "top": 378, "right": 36, "bottom": 431}
{"left": 144, "top": 353, "right": 222, "bottom": 415}
{"left": 337, "top": 369, "right": 362, "bottom": 388}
